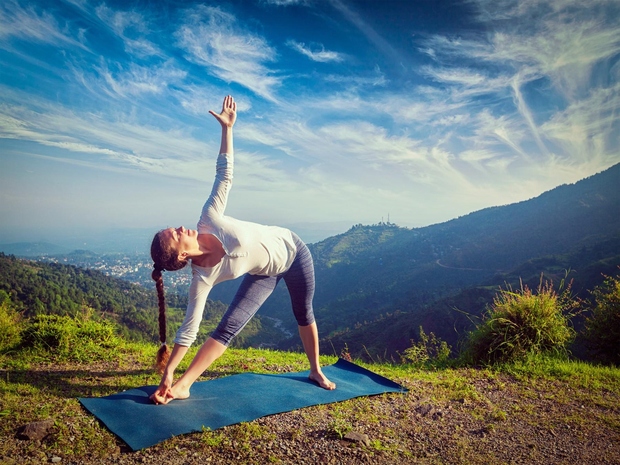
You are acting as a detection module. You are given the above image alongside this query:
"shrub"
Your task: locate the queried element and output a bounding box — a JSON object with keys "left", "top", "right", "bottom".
{"left": 0, "top": 294, "right": 22, "bottom": 352}
{"left": 465, "top": 278, "right": 577, "bottom": 365}
{"left": 401, "top": 326, "right": 451, "bottom": 367}
{"left": 20, "top": 312, "right": 123, "bottom": 362}
{"left": 584, "top": 272, "right": 620, "bottom": 364}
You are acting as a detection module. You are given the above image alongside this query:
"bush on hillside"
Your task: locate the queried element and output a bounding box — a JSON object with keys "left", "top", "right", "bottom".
{"left": 0, "top": 291, "right": 22, "bottom": 352}
{"left": 584, "top": 272, "right": 620, "bottom": 364}
{"left": 401, "top": 326, "right": 451, "bottom": 367}
{"left": 465, "top": 278, "right": 577, "bottom": 365}
{"left": 20, "top": 312, "right": 124, "bottom": 362}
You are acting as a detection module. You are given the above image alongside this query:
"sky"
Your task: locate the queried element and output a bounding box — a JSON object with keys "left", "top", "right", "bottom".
{"left": 1, "top": 0, "right": 619, "bottom": 248}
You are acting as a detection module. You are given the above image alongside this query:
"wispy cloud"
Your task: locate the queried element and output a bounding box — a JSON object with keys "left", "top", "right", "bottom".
{"left": 95, "top": 4, "right": 161, "bottom": 58}
{"left": 329, "top": 0, "right": 405, "bottom": 65}
{"left": 541, "top": 82, "right": 620, "bottom": 166}
{"left": 260, "top": 0, "right": 310, "bottom": 6}
{"left": 96, "top": 60, "right": 186, "bottom": 99}
{"left": 0, "top": 0, "right": 88, "bottom": 50}
{"left": 175, "top": 5, "right": 281, "bottom": 102}
{"left": 286, "top": 40, "right": 344, "bottom": 63}
{"left": 413, "top": 0, "right": 620, "bottom": 185}
{"left": 323, "top": 68, "right": 387, "bottom": 87}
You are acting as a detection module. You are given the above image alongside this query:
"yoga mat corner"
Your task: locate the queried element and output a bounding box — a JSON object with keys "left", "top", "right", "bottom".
{"left": 79, "top": 358, "right": 407, "bottom": 450}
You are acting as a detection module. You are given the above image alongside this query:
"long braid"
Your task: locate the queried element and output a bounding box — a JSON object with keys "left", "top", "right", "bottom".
{"left": 150, "top": 231, "right": 188, "bottom": 373}
{"left": 152, "top": 267, "right": 170, "bottom": 373}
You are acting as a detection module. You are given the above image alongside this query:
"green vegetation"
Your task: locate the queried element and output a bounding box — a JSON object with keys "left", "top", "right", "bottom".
{"left": 464, "top": 278, "right": 578, "bottom": 365}
{"left": 0, "top": 253, "right": 262, "bottom": 348}
{"left": 0, "top": 291, "right": 22, "bottom": 352}
{"left": 400, "top": 326, "right": 452, "bottom": 367}
{"left": 584, "top": 272, "right": 620, "bottom": 364}
{"left": 20, "top": 313, "right": 125, "bottom": 363}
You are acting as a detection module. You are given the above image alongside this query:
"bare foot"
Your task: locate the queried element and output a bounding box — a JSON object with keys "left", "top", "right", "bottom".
{"left": 309, "top": 369, "right": 336, "bottom": 390}
{"left": 169, "top": 383, "right": 191, "bottom": 401}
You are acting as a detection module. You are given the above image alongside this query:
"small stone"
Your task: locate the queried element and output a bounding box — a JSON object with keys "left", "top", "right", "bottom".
{"left": 344, "top": 431, "right": 370, "bottom": 447}
{"left": 51, "top": 457, "right": 62, "bottom": 463}
{"left": 17, "top": 420, "right": 54, "bottom": 441}
{"left": 416, "top": 404, "right": 434, "bottom": 416}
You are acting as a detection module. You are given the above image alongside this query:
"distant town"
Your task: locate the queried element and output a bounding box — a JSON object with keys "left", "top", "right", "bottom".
{"left": 37, "top": 251, "right": 193, "bottom": 294}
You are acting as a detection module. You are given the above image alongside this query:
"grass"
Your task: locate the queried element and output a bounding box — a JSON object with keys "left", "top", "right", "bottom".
{"left": 465, "top": 279, "right": 578, "bottom": 365}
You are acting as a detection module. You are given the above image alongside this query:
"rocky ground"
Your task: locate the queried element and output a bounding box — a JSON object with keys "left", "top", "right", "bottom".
{"left": 3, "top": 364, "right": 620, "bottom": 464}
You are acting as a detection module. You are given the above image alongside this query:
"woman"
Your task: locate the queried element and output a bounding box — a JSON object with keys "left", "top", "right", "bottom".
{"left": 150, "top": 95, "right": 335, "bottom": 405}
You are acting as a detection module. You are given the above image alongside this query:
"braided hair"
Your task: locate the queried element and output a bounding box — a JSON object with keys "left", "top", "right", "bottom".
{"left": 150, "top": 230, "right": 188, "bottom": 373}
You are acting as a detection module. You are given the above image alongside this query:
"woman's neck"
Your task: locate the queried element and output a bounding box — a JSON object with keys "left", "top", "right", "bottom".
{"left": 192, "top": 234, "right": 226, "bottom": 267}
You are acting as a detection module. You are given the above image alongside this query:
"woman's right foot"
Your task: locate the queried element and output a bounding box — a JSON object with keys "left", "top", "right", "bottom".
{"left": 309, "top": 369, "right": 336, "bottom": 390}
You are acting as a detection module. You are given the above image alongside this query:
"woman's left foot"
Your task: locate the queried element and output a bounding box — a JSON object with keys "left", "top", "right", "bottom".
{"left": 170, "top": 383, "right": 191, "bottom": 400}
{"left": 309, "top": 369, "right": 336, "bottom": 390}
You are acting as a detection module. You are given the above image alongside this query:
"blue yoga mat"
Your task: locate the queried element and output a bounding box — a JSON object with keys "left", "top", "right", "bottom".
{"left": 79, "top": 358, "right": 406, "bottom": 450}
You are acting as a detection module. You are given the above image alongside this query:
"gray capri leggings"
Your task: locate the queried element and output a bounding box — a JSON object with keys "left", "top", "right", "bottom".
{"left": 211, "top": 233, "right": 316, "bottom": 346}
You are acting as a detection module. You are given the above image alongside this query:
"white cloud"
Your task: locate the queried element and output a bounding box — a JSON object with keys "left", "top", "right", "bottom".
{"left": 422, "top": 66, "right": 511, "bottom": 96}
{"left": 541, "top": 82, "right": 620, "bottom": 166}
{"left": 412, "top": 0, "right": 620, "bottom": 194}
{"left": 175, "top": 5, "right": 281, "bottom": 102}
{"left": 0, "top": 0, "right": 88, "bottom": 50}
{"left": 95, "top": 4, "right": 160, "bottom": 58}
{"left": 329, "top": 0, "right": 404, "bottom": 65}
{"left": 0, "top": 94, "right": 299, "bottom": 198}
{"left": 286, "top": 40, "right": 344, "bottom": 63}
{"left": 463, "top": 0, "right": 620, "bottom": 99}
{"left": 94, "top": 60, "right": 186, "bottom": 99}
{"left": 261, "top": 0, "right": 310, "bottom": 6}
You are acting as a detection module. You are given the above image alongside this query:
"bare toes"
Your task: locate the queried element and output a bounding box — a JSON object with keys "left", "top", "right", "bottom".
{"left": 309, "top": 372, "right": 336, "bottom": 390}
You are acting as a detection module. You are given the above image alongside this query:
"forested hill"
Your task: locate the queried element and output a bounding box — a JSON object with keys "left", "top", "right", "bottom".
{"left": 0, "top": 254, "right": 263, "bottom": 347}
{"left": 253, "top": 163, "right": 620, "bottom": 356}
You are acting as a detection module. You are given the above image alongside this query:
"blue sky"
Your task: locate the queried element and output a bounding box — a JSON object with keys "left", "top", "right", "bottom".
{"left": 1, "top": 0, "right": 619, "bottom": 247}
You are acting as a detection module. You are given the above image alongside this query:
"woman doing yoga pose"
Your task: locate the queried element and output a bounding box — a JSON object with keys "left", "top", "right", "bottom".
{"left": 149, "top": 95, "right": 335, "bottom": 405}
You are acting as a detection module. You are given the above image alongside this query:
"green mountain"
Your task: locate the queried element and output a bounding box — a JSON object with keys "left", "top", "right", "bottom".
{"left": 260, "top": 163, "right": 620, "bottom": 356}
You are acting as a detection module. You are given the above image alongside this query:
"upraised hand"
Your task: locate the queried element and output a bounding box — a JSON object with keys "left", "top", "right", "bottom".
{"left": 209, "top": 95, "right": 237, "bottom": 128}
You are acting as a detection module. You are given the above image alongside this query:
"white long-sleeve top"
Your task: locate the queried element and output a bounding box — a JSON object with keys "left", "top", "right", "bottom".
{"left": 173, "top": 152, "right": 297, "bottom": 347}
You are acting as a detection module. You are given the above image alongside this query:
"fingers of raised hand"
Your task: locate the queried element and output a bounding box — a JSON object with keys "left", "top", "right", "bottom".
{"left": 223, "top": 95, "right": 236, "bottom": 111}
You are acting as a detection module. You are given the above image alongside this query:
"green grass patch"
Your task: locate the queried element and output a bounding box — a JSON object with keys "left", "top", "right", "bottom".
{"left": 465, "top": 279, "right": 578, "bottom": 365}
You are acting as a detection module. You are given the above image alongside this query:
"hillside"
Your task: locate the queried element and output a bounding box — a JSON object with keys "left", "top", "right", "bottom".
{"left": 320, "top": 234, "right": 620, "bottom": 361}
{"left": 248, "top": 163, "right": 620, "bottom": 354}
{"left": 0, "top": 253, "right": 265, "bottom": 347}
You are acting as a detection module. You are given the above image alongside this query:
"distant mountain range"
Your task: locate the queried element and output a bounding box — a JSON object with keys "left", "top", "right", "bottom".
{"left": 0, "top": 242, "right": 71, "bottom": 256}
{"left": 260, "top": 163, "right": 620, "bottom": 358}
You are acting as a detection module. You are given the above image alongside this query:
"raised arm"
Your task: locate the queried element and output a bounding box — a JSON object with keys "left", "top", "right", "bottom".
{"left": 209, "top": 95, "right": 236, "bottom": 155}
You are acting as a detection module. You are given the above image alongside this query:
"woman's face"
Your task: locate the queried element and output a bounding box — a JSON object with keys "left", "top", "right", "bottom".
{"left": 160, "top": 226, "right": 198, "bottom": 256}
